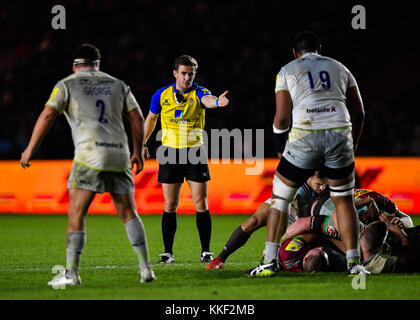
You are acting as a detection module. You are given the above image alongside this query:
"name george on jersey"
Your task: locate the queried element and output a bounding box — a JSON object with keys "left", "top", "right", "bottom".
{"left": 83, "top": 86, "right": 112, "bottom": 96}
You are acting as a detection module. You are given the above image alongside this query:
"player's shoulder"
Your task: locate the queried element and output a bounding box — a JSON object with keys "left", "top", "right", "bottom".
{"left": 321, "top": 55, "right": 352, "bottom": 73}
{"left": 61, "top": 70, "right": 122, "bottom": 83}
{"left": 298, "top": 182, "right": 313, "bottom": 196}
{"left": 278, "top": 59, "right": 295, "bottom": 75}
{"left": 194, "top": 83, "right": 211, "bottom": 95}
{"left": 152, "top": 83, "right": 174, "bottom": 98}
{"left": 96, "top": 71, "right": 126, "bottom": 85}
{"left": 58, "top": 73, "right": 77, "bottom": 84}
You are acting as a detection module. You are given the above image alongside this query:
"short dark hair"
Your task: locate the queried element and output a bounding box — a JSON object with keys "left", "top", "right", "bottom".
{"left": 73, "top": 43, "right": 101, "bottom": 65}
{"left": 303, "top": 250, "right": 329, "bottom": 272}
{"left": 293, "top": 31, "right": 320, "bottom": 54}
{"left": 314, "top": 169, "right": 325, "bottom": 179}
{"left": 360, "top": 221, "right": 388, "bottom": 253}
{"left": 174, "top": 55, "right": 198, "bottom": 70}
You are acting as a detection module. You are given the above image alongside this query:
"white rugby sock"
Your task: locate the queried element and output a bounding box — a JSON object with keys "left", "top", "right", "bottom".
{"left": 346, "top": 249, "right": 360, "bottom": 266}
{"left": 264, "top": 241, "right": 280, "bottom": 264}
{"left": 125, "top": 217, "right": 150, "bottom": 270}
{"left": 66, "top": 231, "right": 86, "bottom": 277}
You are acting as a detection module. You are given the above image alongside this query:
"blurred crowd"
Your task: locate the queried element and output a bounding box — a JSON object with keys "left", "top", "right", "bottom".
{"left": 1, "top": 0, "right": 419, "bottom": 160}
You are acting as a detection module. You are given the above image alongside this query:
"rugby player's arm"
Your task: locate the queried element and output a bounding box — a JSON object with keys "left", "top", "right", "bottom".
{"left": 142, "top": 111, "right": 159, "bottom": 160}
{"left": 126, "top": 108, "right": 145, "bottom": 174}
{"left": 20, "top": 106, "right": 59, "bottom": 168}
{"left": 395, "top": 210, "right": 414, "bottom": 229}
{"left": 273, "top": 90, "right": 292, "bottom": 156}
{"left": 201, "top": 91, "right": 229, "bottom": 109}
{"left": 143, "top": 111, "right": 159, "bottom": 144}
{"left": 385, "top": 222, "right": 417, "bottom": 268}
{"left": 281, "top": 216, "right": 312, "bottom": 244}
{"left": 346, "top": 86, "right": 365, "bottom": 151}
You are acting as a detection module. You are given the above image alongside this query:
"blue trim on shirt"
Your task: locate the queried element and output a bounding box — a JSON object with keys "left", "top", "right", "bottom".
{"left": 150, "top": 82, "right": 211, "bottom": 113}
{"left": 149, "top": 84, "right": 172, "bottom": 114}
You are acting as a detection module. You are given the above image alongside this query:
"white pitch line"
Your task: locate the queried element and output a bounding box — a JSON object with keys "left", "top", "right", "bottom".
{"left": 0, "top": 261, "right": 257, "bottom": 272}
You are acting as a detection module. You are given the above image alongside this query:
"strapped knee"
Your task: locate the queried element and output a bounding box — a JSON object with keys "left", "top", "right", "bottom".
{"left": 271, "top": 175, "right": 298, "bottom": 212}
{"left": 329, "top": 180, "right": 355, "bottom": 197}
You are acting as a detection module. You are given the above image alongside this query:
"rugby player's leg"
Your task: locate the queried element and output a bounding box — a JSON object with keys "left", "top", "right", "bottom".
{"left": 67, "top": 189, "right": 95, "bottom": 233}
{"left": 266, "top": 173, "right": 300, "bottom": 261}
{"left": 328, "top": 172, "right": 369, "bottom": 274}
{"left": 246, "top": 172, "right": 300, "bottom": 277}
{"left": 246, "top": 157, "right": 313, "bottom": 277}
{"left": 242, "top": 201, "right": 271, "bottom": 234}
{"left": 160, "top": 183, "right": 182, "bottom": 260}
{"left": 64, "top": 189, "right": 95, "bottom": 283}
{"left": 112, "top": 192, "right": 154, "bottom": 281}
{"left": 207, "top": 201, "right": 270, "bottom": 269}
{"left": 187, "top": 180, "right": 213, "bottom": 261}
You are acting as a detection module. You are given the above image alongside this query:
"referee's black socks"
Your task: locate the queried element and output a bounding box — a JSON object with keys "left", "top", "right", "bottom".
{"left": 196, "top": 210, "right": 212, "bottom": 253}
{"left": 162, "top": 211, "right": 177, "bottom": 254}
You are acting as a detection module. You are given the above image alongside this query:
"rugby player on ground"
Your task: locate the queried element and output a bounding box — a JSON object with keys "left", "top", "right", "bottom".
{"left": 206, "top": 171, "right": 327, "bottom": 269}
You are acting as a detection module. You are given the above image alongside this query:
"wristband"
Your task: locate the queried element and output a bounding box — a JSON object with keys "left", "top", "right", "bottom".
{"left": 215, "top": 99, "right": 220, "bottom": 107}
{"left": 273, "top": 124, "right": 289, "bottom": 134}
{"left": 272, "top": 124, "right": 289, "bottom": 154}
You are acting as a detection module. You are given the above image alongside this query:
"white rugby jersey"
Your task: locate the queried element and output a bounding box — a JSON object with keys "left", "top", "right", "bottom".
{"left": 45, "top": 69, "right": 140, "bottom": 171}
{"left": 275, "top": 52, "right": 357, "bottom": 130}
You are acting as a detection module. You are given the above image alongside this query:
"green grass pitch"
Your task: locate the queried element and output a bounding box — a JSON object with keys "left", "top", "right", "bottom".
{"left": 1, "top": 214, "right": 420, "bottom": 300}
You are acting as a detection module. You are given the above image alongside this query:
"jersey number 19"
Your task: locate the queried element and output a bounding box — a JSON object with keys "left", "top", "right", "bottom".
{"left": 307, "top": 71, "right": 331, "bottom": 90}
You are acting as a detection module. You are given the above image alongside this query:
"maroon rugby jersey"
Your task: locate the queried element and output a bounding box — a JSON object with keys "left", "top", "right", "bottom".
{"left": 278, "top": 237, "right": 312, "bottom": 272}
{"left": 353, "top": 189, "right": 398, "bottom": 214}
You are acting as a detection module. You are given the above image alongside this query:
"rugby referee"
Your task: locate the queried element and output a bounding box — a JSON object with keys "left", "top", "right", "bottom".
{"left": 143, "top": 55, "right": 229, "bottom": 263}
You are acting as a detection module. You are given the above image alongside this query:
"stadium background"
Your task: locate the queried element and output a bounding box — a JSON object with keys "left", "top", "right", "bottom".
{"left": 0, "top": 0, "right": 419, "bottom": 214}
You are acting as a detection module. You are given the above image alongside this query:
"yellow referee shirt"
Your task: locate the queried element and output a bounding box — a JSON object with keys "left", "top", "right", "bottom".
{"left": 150, "top": 82, "right": 211, "bottom": 148}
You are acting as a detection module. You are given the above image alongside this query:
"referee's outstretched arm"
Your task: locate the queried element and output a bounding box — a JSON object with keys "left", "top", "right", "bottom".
{"left": 201, "top": 90, "right": 229, "bottom": 109}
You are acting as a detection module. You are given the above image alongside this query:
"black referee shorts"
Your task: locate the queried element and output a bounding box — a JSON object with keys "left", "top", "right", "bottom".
{"left": 157, "top": 146, "right": 211, "bottom": 184}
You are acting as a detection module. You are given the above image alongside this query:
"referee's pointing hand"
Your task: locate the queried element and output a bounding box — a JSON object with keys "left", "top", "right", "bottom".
{"left": 217, "top": 91, "right": 229, "bottom": 107}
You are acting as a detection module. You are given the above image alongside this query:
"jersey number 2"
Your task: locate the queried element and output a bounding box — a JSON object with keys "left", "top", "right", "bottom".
{"left": 307, "top": 71, "right": 331, "bottom": 90}
{"left": 96, "top": 99, "right": 108, "bottom": 123}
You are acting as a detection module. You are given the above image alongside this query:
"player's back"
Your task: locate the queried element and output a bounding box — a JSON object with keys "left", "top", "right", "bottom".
{"left": 276, "top": 52, "right": 357, "bottom": 130}
{"left": 62, "top": 70, "right": 126, "bottom": 126}
{"left": 47, "top": 69, "right": 139, "bottom": 171}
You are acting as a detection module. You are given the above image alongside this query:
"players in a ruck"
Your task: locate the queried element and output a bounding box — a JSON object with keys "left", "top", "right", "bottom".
{"left": 20, "top": 44, "right": 155, "bottom": 286}
{"left": 206, "top": 171, "right": 328, "bottom": 270}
